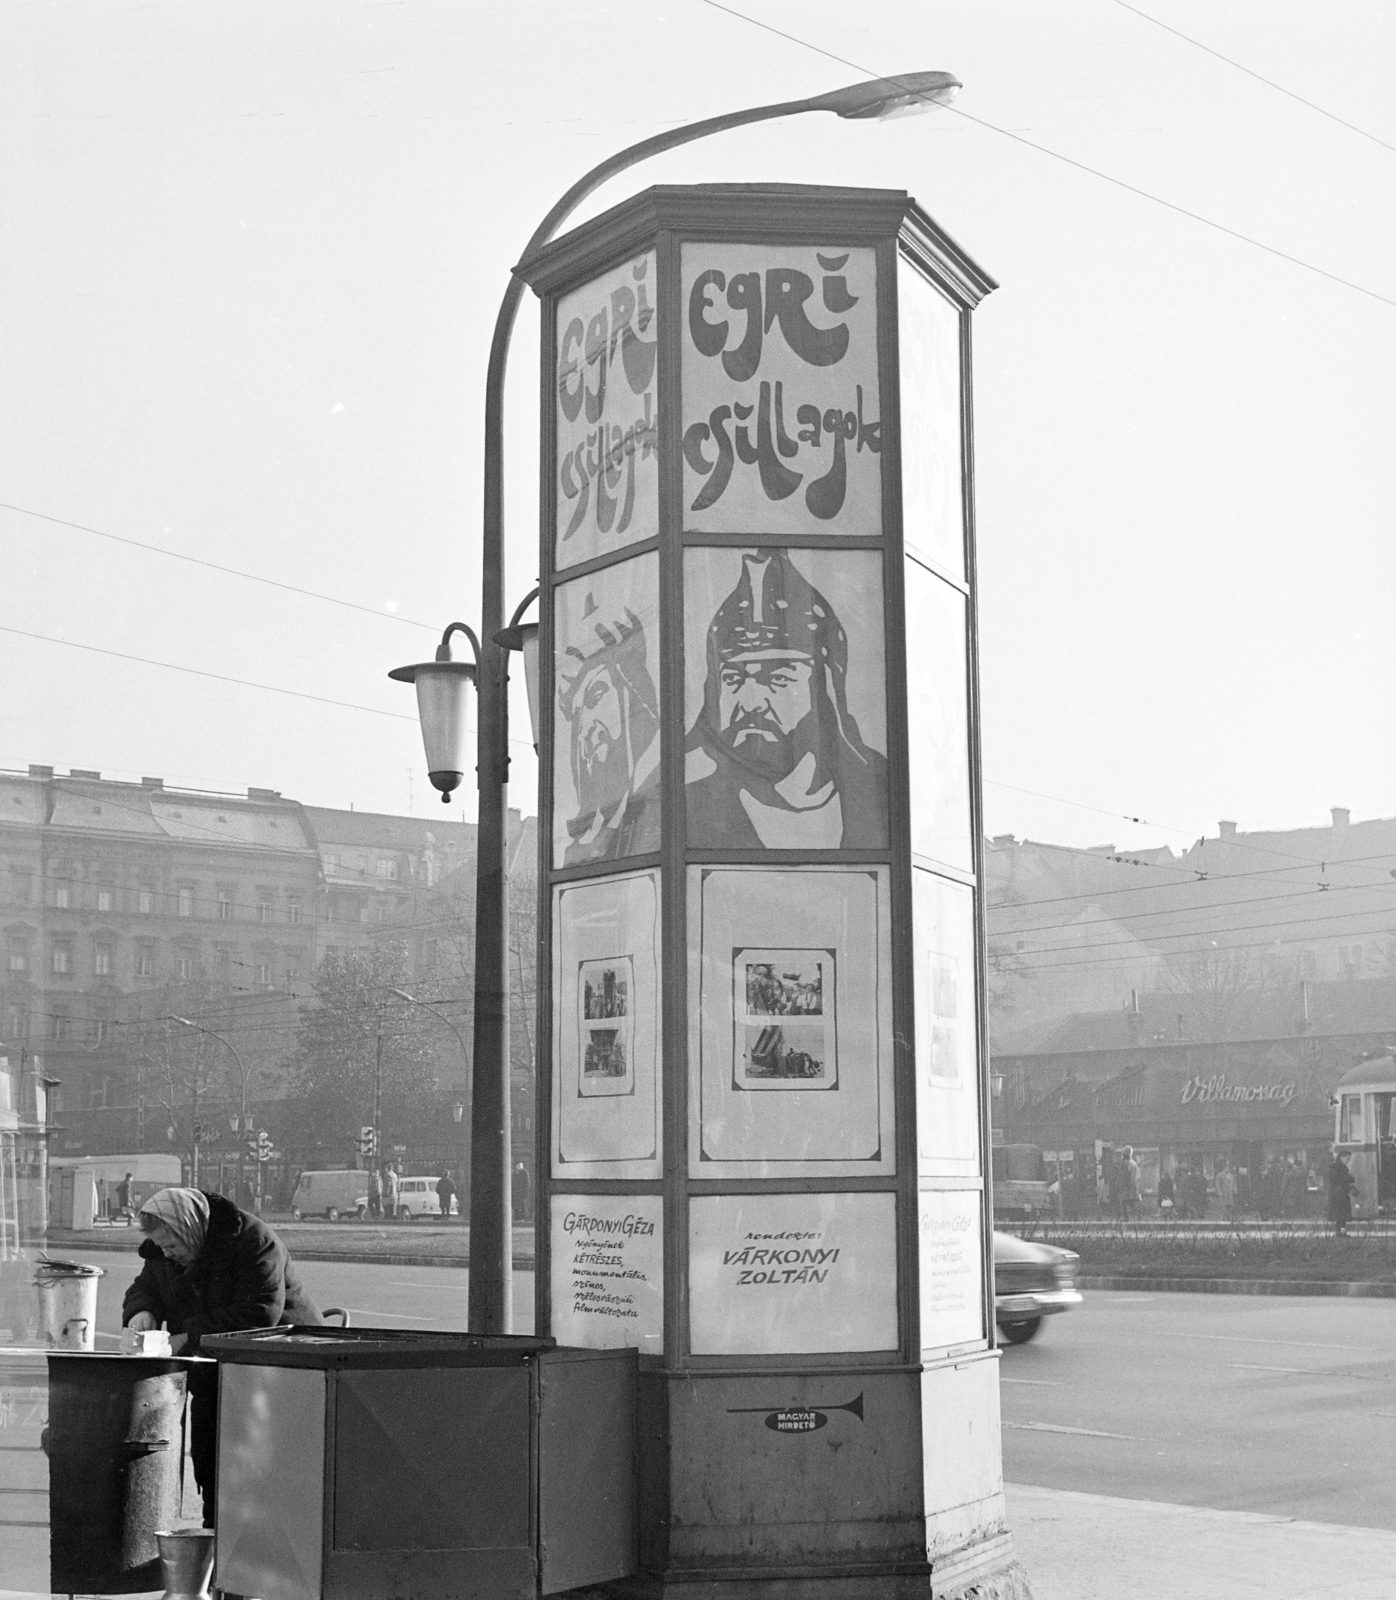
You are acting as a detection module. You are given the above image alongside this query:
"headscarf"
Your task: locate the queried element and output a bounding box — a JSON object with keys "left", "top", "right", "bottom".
{"left": 138, "top": 1187, "right": 210, "bottom": 1262}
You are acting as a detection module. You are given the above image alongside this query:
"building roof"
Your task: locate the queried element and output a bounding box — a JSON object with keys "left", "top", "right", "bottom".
{"left": 302, "top": 806, "right": 479, "bottom": 853}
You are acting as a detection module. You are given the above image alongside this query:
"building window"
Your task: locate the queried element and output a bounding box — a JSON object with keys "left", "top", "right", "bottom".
{"left": 87, "top": 1074, "right": 107, "bottom": 1109}
{"left": 217, "top": 890, "right": 233, "bottom": 921}
{"left": 376, "top": 858, "right": 398, "bottom": 880}
{"left": 256, "top": 961, "right": 272, "bottom": 988}
{"left": 94, "top": 943, "right": 113, "bottom": 977}
{"left": 285, "top": 965, "right": 301, "bottom": 985}
{"left": 324, "top": 853, "right": 339, "bottom": 873}
{"left": 51, "top": 943, "right": 72, "bottom": 975}
{"left": 135, "top": 947, "right": 154, "bottom": 978}
{"left": 373, "top": 901, "right": 389, "bottom": 923}
{"left": 287, "top": 900, "right": 302, "bottom": 925}
{"left": 9, "top": 868, "right": 32, "bottom": 905}
{"left": 54, "top": 883, "right": 71, "bottom": 910}
{"left": 176, "top": 948, "right": 195, "bottom": 981}
{"left": 6, "top": 1006, "right": 27, "bottom": 1039}
{"left": 95, "top": 1018, "right": 111, "bottom": 1043}
{"left": 51, "top": 1012, "right": 71, "bottom": 1041}
{"left": 138, "top": 886, "right": 154, "bottom": 915}
{"left": 97, "top": 887, "right": 113, "bottom": 913}
{"left": 1340, "top": 944, "right": 1363, "bottom": 978}
{"left": 1340, "top": 1094, "right": 1364, "bottom": 1143}
{"left": 177, "top": 886, "right": 194, "bottom": 918}
{"left": 8, "top": 944, "right": 28, "bottom": 974}
{"left": 257, "top": 899, "right": 271, "bottom": 923}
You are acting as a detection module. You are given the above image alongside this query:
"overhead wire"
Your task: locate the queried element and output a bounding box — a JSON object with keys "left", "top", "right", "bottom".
{"left": 0, "top": 502, "right": 440, "bottom": 632}
{"left": 1109, "top": 0, "right": 1396, "bottom": 155}
{"left": 696, "top": 1, "right": 1396, "bottom": 309}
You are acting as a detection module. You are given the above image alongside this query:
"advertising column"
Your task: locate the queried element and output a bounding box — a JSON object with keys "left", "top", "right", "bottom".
{"left": 520, "top": 185, "right": 1012, "bottom": 1599}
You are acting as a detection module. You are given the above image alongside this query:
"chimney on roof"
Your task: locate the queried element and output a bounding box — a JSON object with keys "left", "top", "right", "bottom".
{"left": 28, "top": 765, "right": 53, "bottom": 779}
{"left": 1331, "top": 807, "right": 1350, "bottom": 830}
{"left": 991, "top": 834, "right": 1017, "bottom": 847}
{"left": 247, "top": 787, "right": 282, "bottom": 801}
{"left": 70, "top": 769, "right": 100, "bottom": 780}
{"left": 140, "top": 776, "right": 164, "bottom": 789}
{"left": 1219, "top": 820, "right": 1237, "bottom": 839}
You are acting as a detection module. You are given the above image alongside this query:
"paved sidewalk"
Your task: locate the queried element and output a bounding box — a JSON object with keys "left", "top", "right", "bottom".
{"left": 1009, "top": 1482, "right": 1396, "bottom": 1599}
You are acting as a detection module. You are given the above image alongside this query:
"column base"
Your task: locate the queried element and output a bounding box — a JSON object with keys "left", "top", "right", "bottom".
{"left": 574, "top": 1533, "right": 1031, "bottom": 1600}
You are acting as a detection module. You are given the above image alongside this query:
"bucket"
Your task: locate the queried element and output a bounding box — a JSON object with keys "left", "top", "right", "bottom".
{"left": 34, "top": 1257, "right": 106, "bottom": 1350}
{"left": 155, "top": 1529, "right": 215, "bottom": 1600}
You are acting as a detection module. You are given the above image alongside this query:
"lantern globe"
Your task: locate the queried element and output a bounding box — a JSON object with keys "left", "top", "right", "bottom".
{"left": 388, "top": 657, "right": 477, "bottom": 803}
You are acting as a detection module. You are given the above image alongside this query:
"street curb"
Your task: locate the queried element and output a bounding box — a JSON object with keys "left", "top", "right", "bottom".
{"left": 1080, "top": 1274, "right": 1396, "bottom": 1298}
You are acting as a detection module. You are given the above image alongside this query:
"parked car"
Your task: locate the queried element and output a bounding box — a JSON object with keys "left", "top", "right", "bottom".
{"left": 396, "top": 1176, "right": 458, "bottom": 1220}
{"left": 992, "top": 1230, "right": 1082, "bottom": 1344}
{"left": 289, "top": 1169, "right": 369, "bottom": 1222}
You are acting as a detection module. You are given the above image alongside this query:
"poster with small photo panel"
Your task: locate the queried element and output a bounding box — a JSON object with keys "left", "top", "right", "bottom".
{"left": 578, "top": 955, "right": 634, "bottom": 1098}
{"left": 552, "top": 551, "right": 661, "bottom": 870}
{"left": 897, "top": 258, "right": 964, "bottom": 581}
{"left": 553, "top": 870, "right": 661, "bottom": 1179}
{"left": 681, "top": 243, "right": 882, "bottom": 536}
{"left": 904, "top": 560, "right": 973, "bottom": 875}
{"left": 686, "top": 864, "right": 894, "bottom": 1179}
{"left": 555, "top": 250, "right": 659, "bottom": 571}
{"left": 914, "top": 868, "right": 981, "bottom": 1176}
{"left": 733, "top": 948, "right": 837, "bottom": 1092}
{"left": 683, "top": 546, "right": 889, "bottom": 851}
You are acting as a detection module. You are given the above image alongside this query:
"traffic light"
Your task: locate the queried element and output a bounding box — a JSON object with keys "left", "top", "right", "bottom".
{"left": 256, "top": 1131, "right": 274, "bottom": 1163}
{"left": 357, "top": 1125, "right": 377, "bottom": 1160}
{"left": 191, "top": 1121, "right": 204, "bottom": 1145}
{"left": 244, "top": 1126, "right": 260, "bottom": 1155}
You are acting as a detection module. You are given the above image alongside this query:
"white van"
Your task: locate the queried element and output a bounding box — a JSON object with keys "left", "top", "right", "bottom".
{"left": 290, "top": 1169, "right": 369, "bottom": 1222}
{"left": 396, "top": 1176, "right": 457, "bottom": 1220}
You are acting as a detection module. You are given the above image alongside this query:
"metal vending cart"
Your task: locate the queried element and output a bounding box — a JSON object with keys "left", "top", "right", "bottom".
{"left": 205, "top": 1327, "right": 636, "bottom": 1600}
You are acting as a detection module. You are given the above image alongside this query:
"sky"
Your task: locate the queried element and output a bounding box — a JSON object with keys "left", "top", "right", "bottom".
{"left": 1, "top": 0, "right": 1392, "bottom": 854}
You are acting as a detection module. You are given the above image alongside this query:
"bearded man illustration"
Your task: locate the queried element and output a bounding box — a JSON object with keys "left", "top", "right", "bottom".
{"left": 558, "top": 601, "right": 661, "bottom": 864}
{"left": 685, "top": 549, "right": 888, "bottom": 848}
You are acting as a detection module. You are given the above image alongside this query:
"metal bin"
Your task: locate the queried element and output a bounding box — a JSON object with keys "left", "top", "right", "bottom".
{"left": 203, "top": 1327, "right": 636, "bottom": 1600}
{"left": 46, "top": 1352, "right": 200, "bottom": 1594}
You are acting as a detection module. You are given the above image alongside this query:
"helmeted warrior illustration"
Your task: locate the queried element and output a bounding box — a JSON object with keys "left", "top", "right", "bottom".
{"left": 685, "top": 549, "right": 888, "bottom": 848}
{"left": 558, "top": 597, "right": 661, "bottom": 864}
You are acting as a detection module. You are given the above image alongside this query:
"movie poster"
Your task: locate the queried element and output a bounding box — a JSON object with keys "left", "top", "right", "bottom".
{"left": 898, "top": 259, "right": 964, "bottom": 580}
{"left": 687, "top": 865, "right": 894, "bottom": 1178}
{"left": 555, "top": 250, "right": 659, "bottom": 571}
{"left": 683, "top": 547, "right": 888, "bottom": 850}
{"left": 553, "top": 870, "right": 661, "bottom": 1179}
{"left": 681, "top": 244, "right": 882, "bottom": 537}
{"left": 914, "top": 869, "right": 982, "bottom": 1175}
{"left": 550, "top": 1194, "right": 664, "bottom": 1353}
{"left": 552, "top": 552, "right": 661, "bottom": 870}
{"left": 904, "top": 562, "right": 972, "bottom": 874}
{"left": 918, "top": 1189, "right": 984, "bottom": 1351}
{"left": 688, "top": 1191, "right": 898, "bottom": 1356}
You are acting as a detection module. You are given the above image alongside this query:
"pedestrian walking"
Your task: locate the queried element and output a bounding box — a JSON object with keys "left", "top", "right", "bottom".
{"left": 1327, "top": 1150, "right": 1356, "bottom": 1237}
{"left": 121, "top": 1187, "right": 323, "bottom": 1525}
{"left": 1280, "top": 1157, "right": 1305, "bottom": 1219}
{"left": 367, "top": 1165, "right": 382, "bottom": 1219}
{"left": 115, "top": 1171, "right": 134, "bottom": 1222}
{"left": 1184, "top": 1165, "right": 1209, "bottom": 1220}
{"left": 382, "top": 1162, "right": 400, "bottom": 1220}
{"left": 1157, "top": 1169, "right": 1176, "bottom": 1214}
{"left": 436, "top": 1169, "right": 457, "bottom": 1219}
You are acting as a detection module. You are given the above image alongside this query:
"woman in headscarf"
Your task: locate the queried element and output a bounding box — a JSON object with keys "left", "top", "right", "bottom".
{"left": 123, "top": 1187, "right": 323, "bottom": 1525}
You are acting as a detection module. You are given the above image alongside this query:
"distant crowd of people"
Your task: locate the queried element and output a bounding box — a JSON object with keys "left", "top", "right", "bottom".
{"left": 1051, "top": 1148, "right": 1339, "bottom": 1224}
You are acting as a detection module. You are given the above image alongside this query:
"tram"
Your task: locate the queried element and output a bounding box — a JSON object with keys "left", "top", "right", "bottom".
{"left": 1331, "top": 1053, "right": 1396, "bottom": 1218}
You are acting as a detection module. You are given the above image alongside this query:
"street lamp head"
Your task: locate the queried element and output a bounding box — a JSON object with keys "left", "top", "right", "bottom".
{"left": 812, "top": 71, "right": 961, "bottom": 121}
{"left": 389, "top": 622, "right": 481, "bottom": 803}
{"left": 495, "top": 587, "right": 542, "bottom": 751}
{"left": 451, "top": 1102, "right": 465, "bottom": 1124}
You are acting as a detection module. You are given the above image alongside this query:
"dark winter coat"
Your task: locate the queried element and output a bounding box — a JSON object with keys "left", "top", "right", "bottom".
{"left": 1326, "top": 1159, "right": 1356, "bottom": 1226}
{"left": 122, "top": 1191, "right": 322, "bottom": 1353}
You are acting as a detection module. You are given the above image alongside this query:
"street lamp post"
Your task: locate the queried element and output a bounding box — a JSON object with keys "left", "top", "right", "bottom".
{"left": 170, "top": 1016, "right": 248, "bottom": 1202}
{"left": 394, "top": 71, "right": 960, "bottom": 1336}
